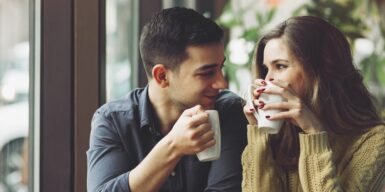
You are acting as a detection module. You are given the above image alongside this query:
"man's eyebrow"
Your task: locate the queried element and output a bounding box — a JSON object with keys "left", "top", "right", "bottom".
{"left": 195, "top": 57, "right": 226, "bottom": 72}
{"left": 196, "top": 64, "right": 217, "bottom": 72}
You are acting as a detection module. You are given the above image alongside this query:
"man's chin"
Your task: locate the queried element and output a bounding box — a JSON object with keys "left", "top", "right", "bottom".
{"left": 201, "top": 105, "right": 214, "bottom": 110}
{"left": 201, "top": 100, "right": 216, "bottom": 110}
{"left": 179, "top": 98, "right": 216, "bottom": 110}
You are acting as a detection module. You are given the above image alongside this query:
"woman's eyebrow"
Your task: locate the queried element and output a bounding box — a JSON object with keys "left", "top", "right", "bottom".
{"left": 271, "top": 59, "right": 290, "bottom": 64}
{"left": 263, "top": 59, "right": 290, "bottom": 66}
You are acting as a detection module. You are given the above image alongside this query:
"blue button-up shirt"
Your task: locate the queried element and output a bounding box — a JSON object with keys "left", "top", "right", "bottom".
{"left": 87, "top": 86, "right": 247, "bottom": 192}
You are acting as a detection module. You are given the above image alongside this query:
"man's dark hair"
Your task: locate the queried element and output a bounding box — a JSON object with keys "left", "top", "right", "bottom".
{"left": 139, "top": 7, "right": 224, "bottom": 77}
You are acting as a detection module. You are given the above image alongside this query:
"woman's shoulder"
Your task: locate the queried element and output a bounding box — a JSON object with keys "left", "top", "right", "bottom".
{"left": 340, "top": 124, "right": 385, "bottom": 191}
{"left": 353, "top": 124, "right": 385, "bottom": 149}
{"left": 366, "top": 124, "right": 385, "bottom": 136}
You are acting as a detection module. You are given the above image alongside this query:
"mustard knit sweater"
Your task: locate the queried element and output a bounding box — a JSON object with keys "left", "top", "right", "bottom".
{"left": 241, "top": 124, "right": 385, "bottom": 192}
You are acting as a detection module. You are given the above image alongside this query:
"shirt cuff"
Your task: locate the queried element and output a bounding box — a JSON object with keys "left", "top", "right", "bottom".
{"left": 125, "top": 172, "right": 132, "bottom": 192}
{"left": 115, "top": 172, "right": 131, "bottom": 192}
{"left": 247, "top": 124, "right": 268, "bottom": 144}
{"left": 299, "top": 132, "right": 331, "bottom": 155}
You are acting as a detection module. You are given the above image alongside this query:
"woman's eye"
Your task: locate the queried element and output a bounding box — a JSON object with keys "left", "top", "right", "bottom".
{"left": 276, "top": 64, "right": 287, "bottom": 70}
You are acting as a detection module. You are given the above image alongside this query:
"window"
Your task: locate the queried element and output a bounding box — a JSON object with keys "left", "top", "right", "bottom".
{"left": 105, "top": 0, "right": 139, "bottom": 101}
{"left": 0, "top": 0, "right": 30, "bottom": 191}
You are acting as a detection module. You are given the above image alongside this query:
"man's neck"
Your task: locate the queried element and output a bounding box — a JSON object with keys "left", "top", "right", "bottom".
{"left": 148, "top": 82, "right": 183, "bottom": 135}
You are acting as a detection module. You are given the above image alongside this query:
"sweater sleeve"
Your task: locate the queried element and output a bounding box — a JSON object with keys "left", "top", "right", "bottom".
{"left": 298, "top": 132, "right": 342, "bottom": 192}
{"left": 298, "top": 125, "right": 385, "bottom": 192}
{"left": 241, "top": 125, "right": 284, "bottom": 192}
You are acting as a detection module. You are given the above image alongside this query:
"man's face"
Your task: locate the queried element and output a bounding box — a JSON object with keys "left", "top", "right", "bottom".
{"left": 167, "top": 43, "right": 227, "bottom": 110}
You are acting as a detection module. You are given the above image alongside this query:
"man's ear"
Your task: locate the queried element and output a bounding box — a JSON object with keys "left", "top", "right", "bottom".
{"left": 152, "top": 64, "right": 169, "bottom": 88}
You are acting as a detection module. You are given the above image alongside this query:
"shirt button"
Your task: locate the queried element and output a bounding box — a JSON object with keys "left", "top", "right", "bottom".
{"left": 171, "top": 171, "right": 176, "bottom": 176}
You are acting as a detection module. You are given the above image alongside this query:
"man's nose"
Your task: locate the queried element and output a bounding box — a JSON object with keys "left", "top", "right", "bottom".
{"left": 213, "top": 72, "right": 228, "bottom": 89}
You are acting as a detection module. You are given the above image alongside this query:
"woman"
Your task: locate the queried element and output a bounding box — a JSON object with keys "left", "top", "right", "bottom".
{"left": 242, "top": 16, "right": 385, "bottom": 191}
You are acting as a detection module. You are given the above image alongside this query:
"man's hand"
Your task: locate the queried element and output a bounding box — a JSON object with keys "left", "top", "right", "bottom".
{"left": 129, "top": 105, "right": 216, "bottom": 192}
{"left": 166, "top": 105, "right": 216, "bottom": 156}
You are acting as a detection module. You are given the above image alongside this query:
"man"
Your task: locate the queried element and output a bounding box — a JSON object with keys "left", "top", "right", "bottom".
{"left": 87, "top": 7, "right": 247, "bottom": 192}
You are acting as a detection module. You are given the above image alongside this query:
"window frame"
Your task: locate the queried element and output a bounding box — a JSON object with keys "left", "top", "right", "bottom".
{"left": 36, "top": 0, "right": 161, "bottom": 191}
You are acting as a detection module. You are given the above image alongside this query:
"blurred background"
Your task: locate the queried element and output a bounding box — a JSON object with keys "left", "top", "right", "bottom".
{"left": 218, "top": 0, "right": 385, "bottom": 118}
{"left": 0, "top": 0, "right": 384, "bottom": 191}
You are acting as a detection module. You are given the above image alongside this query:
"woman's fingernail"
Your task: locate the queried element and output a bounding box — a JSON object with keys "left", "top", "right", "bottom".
{"left": 257, "top": 88, "right": 265, "bottom": 93}
{"left": 249, "top": 107, "right": 254, "bottom": 112}
{"left": 261, "top": 80, "right": 266, "bottom": 85}
{"left": 258, "top": 101, "right": 264, "bottom": 109}
{"left": 266, "top": 115, "right": 270, "bottom": 119}
{"left": 269, "top": 78, "right": 274, "bottom": 81}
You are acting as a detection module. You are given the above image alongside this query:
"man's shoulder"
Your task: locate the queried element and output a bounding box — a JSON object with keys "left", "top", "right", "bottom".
{"left": 215, "top": 90, "right": 245, "bottom": 118}
{"left": 215, "top": 90, "right": 247, "bottom": 140}
{"left": 96, "top": 88, "right": 144, "bottom": 117}
{"left": 215, "top": 90, "right": 243, "bottom": 109}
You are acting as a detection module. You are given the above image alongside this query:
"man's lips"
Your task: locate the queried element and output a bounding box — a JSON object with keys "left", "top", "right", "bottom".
{"left": 204, "top": 94, "right": 218, "bottom": 99}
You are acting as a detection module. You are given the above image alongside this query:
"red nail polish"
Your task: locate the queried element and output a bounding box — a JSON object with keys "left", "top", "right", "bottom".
{"left": 258, "top": 101, "right": 264, "bottom": 104}
{"left": 257, "top": 88, "right": 265, "bottom": 93}
{"left": 266, "top": 115, "right": 270, "bottom": 119}
{"left": 269, "top": 78, "right": 274, "bottom": 81}
{"left": 258, "top": 104, "right": 264, "bottom": 109}
{"left": 261, "top": 80, "right": 266, "bottom": 85}
{"left": 249, "top": 108, "right": 254, "bottom": 112}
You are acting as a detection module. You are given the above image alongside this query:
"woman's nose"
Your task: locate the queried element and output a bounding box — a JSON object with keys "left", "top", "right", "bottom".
{"left": 265, "top": 72, "right": 274, "bottom": 81}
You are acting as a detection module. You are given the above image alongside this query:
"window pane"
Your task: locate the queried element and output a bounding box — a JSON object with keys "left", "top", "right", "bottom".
{"left": 106, "top": 0, "right": 138, "bottom": 101}
{"left": 0, "top": 0, "right": 30, "bottom": 191}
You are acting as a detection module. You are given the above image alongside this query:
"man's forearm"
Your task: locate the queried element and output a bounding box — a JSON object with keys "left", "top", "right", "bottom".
{"left": 129, "top": 136, "right": 182, "bottom": 192}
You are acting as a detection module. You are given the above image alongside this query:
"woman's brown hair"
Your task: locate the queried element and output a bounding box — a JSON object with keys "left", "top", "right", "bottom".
{"left": 253, "top": 16, "right": 383, "bottom": 170}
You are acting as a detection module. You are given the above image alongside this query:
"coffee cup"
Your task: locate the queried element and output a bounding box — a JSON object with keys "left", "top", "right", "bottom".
{"left": 196, "top": 110, "right": 221, "bottom": 162}
{"left": 247, "top": 82, "right": 285, "bottom": 134}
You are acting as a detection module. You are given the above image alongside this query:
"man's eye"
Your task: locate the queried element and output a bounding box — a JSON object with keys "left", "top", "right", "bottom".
{"left": 200, "top": 71, "right": 215, "bottom": 77}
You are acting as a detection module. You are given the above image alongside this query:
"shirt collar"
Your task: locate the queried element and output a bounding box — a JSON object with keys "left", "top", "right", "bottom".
{"left": 138, "top": 85, "right": 157, "bottom": 129}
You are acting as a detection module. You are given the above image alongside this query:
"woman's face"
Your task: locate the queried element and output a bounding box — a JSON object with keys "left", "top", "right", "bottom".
{"left": 262, "top": 38, "right": 307, "bottom": 97}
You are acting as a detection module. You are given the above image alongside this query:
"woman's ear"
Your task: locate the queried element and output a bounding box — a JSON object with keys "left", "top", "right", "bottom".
{"left": 152, "top": 64, "right": 169, "bottom": 88}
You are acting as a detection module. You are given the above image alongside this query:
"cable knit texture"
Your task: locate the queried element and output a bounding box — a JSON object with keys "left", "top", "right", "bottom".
{"left": 242, "top": 124, "right": 385, "bottom": 192}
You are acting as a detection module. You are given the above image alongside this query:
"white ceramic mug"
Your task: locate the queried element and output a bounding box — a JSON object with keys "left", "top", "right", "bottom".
{"left": 196, "top": 110, "right": 221, "bottom": 162}
{"left": 247, "top": 82, "right": 285, "bottom": 134}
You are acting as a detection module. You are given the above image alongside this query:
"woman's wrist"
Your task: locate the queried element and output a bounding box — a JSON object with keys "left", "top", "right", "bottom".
{"left": 299, "top": 131, "right": 330, "bottom": 154}
{"left": 302, "top": 119, "right": 325, "bottom": 134}
{"left": 303, "top": 128, "right": 325, "bottom": 134}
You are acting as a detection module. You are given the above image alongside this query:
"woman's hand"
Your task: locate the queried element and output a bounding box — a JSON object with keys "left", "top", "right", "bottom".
{"left": 243, "top": 105, "right": 258, "bottom": 125}
{"left": 255, "top": 79, "right": 325, "bottom": 134}
{"left": 243, "top": 79, "right": 267, "bottom": 125}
